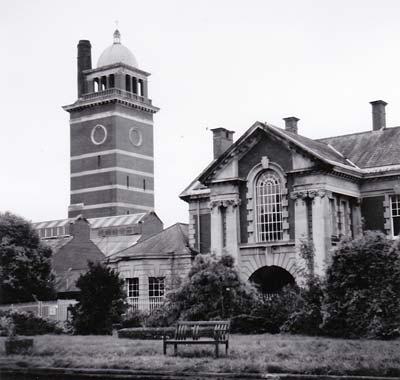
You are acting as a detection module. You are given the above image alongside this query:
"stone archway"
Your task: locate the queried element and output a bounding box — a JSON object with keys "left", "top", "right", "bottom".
{"left": 249, "top": 265, "right": 295, "bottom": 295}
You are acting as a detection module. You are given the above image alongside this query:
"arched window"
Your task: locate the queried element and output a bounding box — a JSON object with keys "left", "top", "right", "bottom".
{"left": 255, "top": 171, "right": 283, "bottom": 242}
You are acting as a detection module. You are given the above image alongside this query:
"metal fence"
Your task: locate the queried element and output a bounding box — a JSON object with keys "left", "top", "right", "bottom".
{"left": 0, "top": 299, "right": 78, "bottom": 322}
{"left": 127, "top": 296, "right": 164, "bottom": 313}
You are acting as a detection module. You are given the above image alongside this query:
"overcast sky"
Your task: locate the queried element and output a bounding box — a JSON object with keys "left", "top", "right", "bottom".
{"left": 1, "top": 0, "right": 400, "bottom": 227}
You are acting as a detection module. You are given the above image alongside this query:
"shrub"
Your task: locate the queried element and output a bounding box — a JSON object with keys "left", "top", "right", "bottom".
{"left": 70, "top": 262, "right": 127, "bottom": 335}
{"left": 167, "top": 254, "right": 259, "bottom": 321}
{"left": 322, "top": 231, "right": 400, "bottom": 339}
{"left": 121, "top": 309, "right": 147, "bottom": 328}
{"left": 281, "top": 239, "right": 323, "bottom": 335}
{"left": 0, "top": 310, "right": 62, "bottom": 335}
{"left": 252, "top": 285, "right": 300, "bottom": 334}
{"left": 281, "top": 277, "right": 323, "bottom": 335}
{"left": 118, "top": 327, "right": 175, "bottom": 340}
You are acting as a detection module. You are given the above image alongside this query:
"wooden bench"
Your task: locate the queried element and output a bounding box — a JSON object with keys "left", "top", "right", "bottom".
{"left": 163, "top": 320, "right": 230, "bottom": 358}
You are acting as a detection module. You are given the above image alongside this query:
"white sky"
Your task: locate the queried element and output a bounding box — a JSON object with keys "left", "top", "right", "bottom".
{"left": 1, "top": 0, "right": 400, "bottom": 228}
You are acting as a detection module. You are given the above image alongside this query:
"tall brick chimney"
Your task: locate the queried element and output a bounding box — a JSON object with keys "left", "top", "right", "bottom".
{"left": 283, "top": 117, "right": 300, "bottom": 134}
{"left": 370, "top": 100, "right": 387, "bottom": 131}
{"left": 211, "top": 128, "right": 235, "bottom": 159}
{"left": 77, "top": 40, "right": 92, "bottom": 98}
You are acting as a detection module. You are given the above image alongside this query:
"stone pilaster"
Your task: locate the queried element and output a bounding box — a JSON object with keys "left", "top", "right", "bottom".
{"left": 209, "top": 198, "right": 241, "bottom": 259}
{"left": 209, "top": 200, "right": 223, "bottom": 256}
{"left": 224, "top": 199, "right": 241, "bottom": 263}
{"left": 310, "top": 190, "right": 330, "bottom": 276}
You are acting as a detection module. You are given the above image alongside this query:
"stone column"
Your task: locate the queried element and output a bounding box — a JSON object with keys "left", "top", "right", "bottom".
{"left": 310, "top": 190, "right": 330, "bottom": 276}
{"left": 224, "top": 199, "right": 241, "bottom": 264}
{"left": 209, "top": 201, "right": 222, "bottom": 256}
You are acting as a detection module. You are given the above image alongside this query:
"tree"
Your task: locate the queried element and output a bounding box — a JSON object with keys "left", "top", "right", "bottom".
{"left": 166, "top": 254, "right": 259, "bottom": 321}
{"left": 322, "top": 231, "right": 400, "bottom": 339}
{"left": 0, "top": 212, "right": 55, "bottom": 304}
{"left": 70, "top": 262, "right": 126, "bottom": 334}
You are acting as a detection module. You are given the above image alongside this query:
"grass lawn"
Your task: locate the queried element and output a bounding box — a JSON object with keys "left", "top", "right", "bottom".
{"left": 0, "top": 334, "right": 400, "bottom": 377}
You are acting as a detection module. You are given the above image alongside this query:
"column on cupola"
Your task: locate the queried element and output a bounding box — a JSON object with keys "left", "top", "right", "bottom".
{"left": 309, "top": 189, "right": 331, "bottom": 275}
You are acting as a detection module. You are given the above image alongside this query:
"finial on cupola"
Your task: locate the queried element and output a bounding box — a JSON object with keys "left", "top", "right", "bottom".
{"left": 113, "top": 29, "right": 121, "bottom": 44}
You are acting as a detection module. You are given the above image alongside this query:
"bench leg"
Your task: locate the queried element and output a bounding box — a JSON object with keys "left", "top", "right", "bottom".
{"left": 174, "top": 344, "right": 177, "bottom": 356}
{"left": 163, "top": 341, "right": 167, "bottom": 355}
{"left": 215, "top": 343, "right": 219, "bottom": 358}
{"left": 226, "top": 341, "right": 229, "bottom": 356}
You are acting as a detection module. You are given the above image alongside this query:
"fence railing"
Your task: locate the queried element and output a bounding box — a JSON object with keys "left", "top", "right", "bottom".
{"left": 127, "top": 296, "right": 164, "bottom": 313}
{"left": 0, "top": 300, "right": 78, "bottom": 322}
{"left": 81, "top": 88, "right": 152, "bottom": 105}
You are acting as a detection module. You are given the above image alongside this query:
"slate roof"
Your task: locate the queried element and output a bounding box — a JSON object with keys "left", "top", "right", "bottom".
{"left": 33, "top": 212, "right": 148, "bottom": 230}
{"left": 270, "top": 125, "right": 352, "bottom": 167}
{"left": 182, "top": 122, "right": 400, "bottom": 199}
{"left": 109, "top": 223, "right": 192, "bottom": 261}
{"left": 318, "top": 126, "right": 400, "bottom": 169}
{"left": 52, "top": 240, "right": 105, "bottom": 274}
{"left": 92, "top": 235, "right": 141, "bottom": 257}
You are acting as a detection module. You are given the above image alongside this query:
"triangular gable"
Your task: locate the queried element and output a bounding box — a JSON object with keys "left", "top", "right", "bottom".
{"left": 197, "top": 121, "right": 359, "bottom": 184}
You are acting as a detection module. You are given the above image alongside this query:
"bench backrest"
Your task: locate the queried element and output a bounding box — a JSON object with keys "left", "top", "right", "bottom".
{"left": 174, "top": 320, "right": 230, "bottom": 341}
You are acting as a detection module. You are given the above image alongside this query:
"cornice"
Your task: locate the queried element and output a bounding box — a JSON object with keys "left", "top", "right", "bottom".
{"left": 63, "top": 96, "right": 159, "bottom": 114}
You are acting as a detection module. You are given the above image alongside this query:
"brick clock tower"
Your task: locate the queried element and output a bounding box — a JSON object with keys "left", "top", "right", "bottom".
{"left": 63, "top": 30, "right": 159, "bottom": 218}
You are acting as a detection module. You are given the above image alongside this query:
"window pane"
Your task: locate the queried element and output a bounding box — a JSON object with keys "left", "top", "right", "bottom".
{"left": 126, "top": 278, "right": 139, "bottom": 298}
{"left": 255, "top": 172, "right": 283, "bottom": 242}
{"left": 148, "top": 277, "right": 165, "bottom": 297}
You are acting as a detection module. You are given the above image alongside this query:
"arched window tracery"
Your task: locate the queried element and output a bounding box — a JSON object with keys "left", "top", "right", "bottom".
{"left": 255, "top": 171, "right": 283, "bottom": 242}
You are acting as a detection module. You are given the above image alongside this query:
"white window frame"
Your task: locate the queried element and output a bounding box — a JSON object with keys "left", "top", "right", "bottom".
{"left": 126, "top": 277, "right": 139, "bottom": 298}
{"left": 148, "top": 277, "right": 165, "bottom": 298}
{"left": 390, "top": 194, "right": 400, "bottom": 238}
{"left": 255, "top": 171, "right": 284, "bottom": 242}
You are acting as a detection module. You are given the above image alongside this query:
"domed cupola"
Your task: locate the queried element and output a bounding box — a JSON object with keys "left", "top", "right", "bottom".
{"left": 97, "top": 30, "right": 138, "bottom": 68}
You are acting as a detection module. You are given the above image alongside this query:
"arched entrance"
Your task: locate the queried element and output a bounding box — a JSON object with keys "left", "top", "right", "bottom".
{"left": 249, "top": 265, "right": 295, "bottom": 295}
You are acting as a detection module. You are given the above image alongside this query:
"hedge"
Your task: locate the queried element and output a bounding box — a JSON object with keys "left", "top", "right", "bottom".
{"left": 118, "top": 327, "right": 175, "bottom": 340}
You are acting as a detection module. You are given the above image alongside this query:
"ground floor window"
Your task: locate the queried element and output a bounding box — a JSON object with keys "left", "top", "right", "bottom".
{"left": 391, "top": 195, "right": 400, "bottom": 236}
{"left": 148, "top": 277, "right": 165, "bottom": 298}
{"left": 126, "top": 277, "right": 139, "bottom": 298}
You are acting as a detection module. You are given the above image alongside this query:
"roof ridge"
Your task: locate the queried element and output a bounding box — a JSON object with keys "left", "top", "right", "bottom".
{"left": 317, "top": 126, "right": 400, "bottom": 141}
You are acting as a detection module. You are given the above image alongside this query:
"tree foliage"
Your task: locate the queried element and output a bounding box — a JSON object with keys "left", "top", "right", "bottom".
{"left": 322, "top": 231, "right": 400, "bottom": 339}
{"left": 281, "top": 238, "right": 323, "bottom": 335}
{"left": 69, "top": 262, "right": 126, "bottom": 335}
{"left": 153, "top": 254, "right": 259, "bottom": 324}
{"left": 0, "top": 212, "right": 55, "bottom": 304}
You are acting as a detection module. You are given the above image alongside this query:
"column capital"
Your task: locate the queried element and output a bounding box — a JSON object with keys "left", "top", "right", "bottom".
{"left": 209, "top": 198, "right": 241, "bottom": 209}
{"left": 290, "top": 189, "right": 327, "bottom": 200}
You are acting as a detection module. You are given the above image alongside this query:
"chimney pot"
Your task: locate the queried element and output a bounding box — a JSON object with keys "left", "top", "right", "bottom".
{"left": 370, "top": 100, "right": 387, "bottom": 131}
{"left": 211, "top": 127, "right": 235, "bottom": 159}
{"left": 283, "top": 117, "right": 300, "bottom": 134}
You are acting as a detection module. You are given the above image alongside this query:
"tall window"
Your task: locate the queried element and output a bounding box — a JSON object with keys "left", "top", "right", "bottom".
{"left": 255, "top": 171, "right": 283, "bottom": 242}
{"left": 126, "top": 278, "right": 139, "bottom": 298}
{"left": 148, "top": 277, "right": 165, "bottom": 298}
{"left": 391, "top": 195, "right": 400, "bottom": 237}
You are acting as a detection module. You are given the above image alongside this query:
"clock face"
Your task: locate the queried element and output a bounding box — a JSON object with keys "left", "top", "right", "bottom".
{"left": 129, "top": 127, "right": 143, "bottom": 147}
{"left": 91, "top": 124, "right": 107, "bottom": 145}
